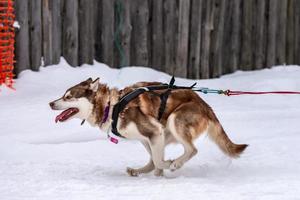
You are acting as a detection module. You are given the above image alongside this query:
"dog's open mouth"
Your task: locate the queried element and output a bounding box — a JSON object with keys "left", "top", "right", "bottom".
{"left": 55, "top": 108, "right": 79, "bottom": 123}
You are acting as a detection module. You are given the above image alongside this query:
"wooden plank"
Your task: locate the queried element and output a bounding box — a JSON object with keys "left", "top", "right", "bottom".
{"left": 276, "top": 0, "right": 288, "bottom": 65}
{"left": 286, "top": 0, "right": 295, "bottom": 64}
{"left": 100, "top": 0, "right": 115, "bottom": 67}
{"left": 164, "top": 0, "right": 177, "bottom": 75}
{"left": 250, "top": 0, "right": 257, "bottom": 69}
{"left": 223, "top": 0, "right": 237, "bottom": 74}
{"left": 102, "top": 0, "right": 115, "bottom": 67}
{"left": 43, "top": 0, "right": 62, "bottom": 66}
{"left": 130, "top": 0, "right": 149, "bottom": 67}
{"left": 93, "top": 0, "right": 99, "bottom": 46}
{"left": 115, "top": 0, "right": 131, "bottom": 67}
{"left": 210, "top": 0, "right": 226, "bottom": 78}
{"left": 241, "top": 0, "right": 254, "bottom": 70}
{"left": 254, "top": 0, "right": 267, "bottom": 69}
{"left": 147, "top": 0, "right": 152, "bottom": 68}
{"left": 29, "top": 0, "right": 42, "bottom": 71}
{"left": 15, "top": 0, "right": 30, "bottom": 74}
{"left": 221, "top": 0, "right": 231, "bottom": 74}
{"left": 51, "top": 0, "right": 62, "bottom": 65}
{"left": 175, "top": 0, "right": 190, "bottom": 78}
{"left": 79, "top": 0, "right": 94, "bottom": 65}
{"left": 94, "top": 0, "right": 102, "bottom": 62}
{"left": 188, "top": 0, "right": 203, "bottom": 79}
{"left": 229, "top": 0, "right": 242, "bottom": 72}
{"left": 151, "top": 0, "right": 164, "bottom": 71}
{"left": 200, "top": 0, "right": 214, "bottom": 79}
{"left": 266, "top": 0, "right": 278, "bottom": 67}
{"left": 42, "top": 0, "right": 51, "bottom": 66}
{"left": 62, "top": 0, "right": 79, "bottom": 67}
{"left": 294, "top": 0, "right": 300, "bottom": 64}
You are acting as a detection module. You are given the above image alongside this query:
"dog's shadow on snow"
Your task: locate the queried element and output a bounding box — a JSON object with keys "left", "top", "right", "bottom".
{"left": 49, "top": 160, "right": 272, "bottom": 186}
{"left": 163, "top": 161, "right": 236, "bottom": 179}
{"left": 48, "top": 156, "right": 257, "bottom": 182}
{"left": 82, "top": 160, "right": 242, "bottom": 181}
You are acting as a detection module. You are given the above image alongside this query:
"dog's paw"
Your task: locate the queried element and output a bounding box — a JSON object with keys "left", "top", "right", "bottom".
{"left": 126, "top": 167, "right": 139, "bottom": 177}
{"left": 170, "top": 160, "right": 183, "bottom": 171}
{"left": 154, "top": 168, "right": 164, "bottom": 177}
{"left": 164, "top": 159, "right": 173, "bottom": 168}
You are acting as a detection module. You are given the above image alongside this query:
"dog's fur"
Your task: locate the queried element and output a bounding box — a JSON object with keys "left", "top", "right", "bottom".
{"left": 50, "top": 78, "right": 248, "bottom": 176}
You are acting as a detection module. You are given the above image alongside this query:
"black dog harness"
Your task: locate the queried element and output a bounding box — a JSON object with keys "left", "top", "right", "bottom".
{"left": 111, "top": 77, "right": 197, "bottom": 138}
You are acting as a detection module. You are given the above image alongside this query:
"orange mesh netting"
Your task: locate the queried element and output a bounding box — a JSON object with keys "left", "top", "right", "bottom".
{"left": 0, "top": 0, "right": 14, "bottom": 90}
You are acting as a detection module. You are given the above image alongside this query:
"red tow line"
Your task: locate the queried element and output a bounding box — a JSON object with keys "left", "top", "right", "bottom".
{"left": 224, "top": 90, "right": 300, "bottom": 96}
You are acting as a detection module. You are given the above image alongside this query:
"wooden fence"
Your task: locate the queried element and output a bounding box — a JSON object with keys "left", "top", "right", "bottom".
{"left": 14, "top": 0, "right": 300, "bottom": 79}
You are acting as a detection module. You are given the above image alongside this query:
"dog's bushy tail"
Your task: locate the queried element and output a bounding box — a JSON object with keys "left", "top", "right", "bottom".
{"left": 207, "top": 121, "right": 248, "bottom": 158}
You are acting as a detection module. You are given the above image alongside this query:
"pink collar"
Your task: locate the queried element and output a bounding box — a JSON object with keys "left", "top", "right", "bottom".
{"left": 100, "top": 102, "right": 119, "bottom": 144}
{"left": 101, "top": 101, "right": 110, "bottom": 124}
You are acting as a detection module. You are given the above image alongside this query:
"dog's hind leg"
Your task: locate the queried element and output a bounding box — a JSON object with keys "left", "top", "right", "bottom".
{"left": 127, "top": 141, "right": 155, "bottom": 176}
{"left": 167, "top": 110, "right": 200, "bottom": 171}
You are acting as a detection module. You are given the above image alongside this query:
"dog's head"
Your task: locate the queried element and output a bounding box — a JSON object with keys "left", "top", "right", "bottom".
{"left": 49, "top": 78, "right": 99, "bottom": 123}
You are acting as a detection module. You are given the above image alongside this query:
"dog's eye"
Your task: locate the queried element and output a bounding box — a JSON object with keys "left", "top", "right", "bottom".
{"left": 65, "top": 95, "right": 72, "bottom": 100}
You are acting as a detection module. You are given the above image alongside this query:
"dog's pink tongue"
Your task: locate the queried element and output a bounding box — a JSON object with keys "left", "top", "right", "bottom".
{"left": 55, "top": 108, "right": 78, "bottom": 123}
{"left": 55, "top": 114, "right": 62, "bottom": 123}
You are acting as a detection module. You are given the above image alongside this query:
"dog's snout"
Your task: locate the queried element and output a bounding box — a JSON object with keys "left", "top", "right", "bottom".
{"left": 49, "top": 101, "right": 55, "bottom": 108}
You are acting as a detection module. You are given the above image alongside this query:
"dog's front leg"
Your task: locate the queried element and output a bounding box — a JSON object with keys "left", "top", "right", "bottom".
{"left": 142, "top": 141, "right": 164, "bottom": 177}
{"left": 126, "top": 159, "right": 154, "bottom": 177}
{"left": 149, "top": 133, "right": 172, "bottom": 170}
{"left": 127, "top": 141, "right": 155, "bottom": 177}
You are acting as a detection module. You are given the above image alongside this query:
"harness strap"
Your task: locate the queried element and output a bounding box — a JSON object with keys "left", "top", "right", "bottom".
{"left": 111, "top": 88, "right": 149, "bottom": 138}
{"left": 111, "top": 77, "right": 196, "bottom": 138}
{"left": 158, "top": 76, "right": 175, "bottom": 120}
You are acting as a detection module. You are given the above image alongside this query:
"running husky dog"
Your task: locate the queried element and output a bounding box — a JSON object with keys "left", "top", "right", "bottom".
{"left": 49, "top": 78, "right": 248, "bottom": 176}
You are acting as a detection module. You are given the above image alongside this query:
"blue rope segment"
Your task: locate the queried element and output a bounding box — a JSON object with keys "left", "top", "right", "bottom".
{"left": 192, "top": 87, "right": 225, "bottom": 95}
{"left": 197, "top": 88, "right": 224, "bottom": 94}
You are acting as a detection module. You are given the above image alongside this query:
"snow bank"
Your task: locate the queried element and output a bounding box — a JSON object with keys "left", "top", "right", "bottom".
{"left": 1, "top": 59, "right": 300, "bottom": 200}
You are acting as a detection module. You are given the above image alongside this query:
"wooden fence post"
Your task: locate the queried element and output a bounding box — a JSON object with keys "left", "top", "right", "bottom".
{"left": 164, "top": 0, "right": 177, "bottom": 75}
{"left": 42, "top": 0, "right": 62, "bottom": 66}
{"left": 254, "top": 0, "right": 267, "bottom": 69}
{"left": 29, "top": 0, "right": 42, "bottom": 71}
{"left": 115, "top": 0, "right": 131, "bottom": 67}
{"left": 175, "top": 0, "right": 190, "bottom": 78}
{"left": 51, "top": 0, "right": 62, "bottom": 65}
{"left": 200, "top": 0, "right": 213, "bottom": 79}
{"left": 241, "top": 0, "right": 254, "bottom": 70}
{"left": 229, "top": 0, "right": 242, "bottom": 72}
{"left": 130, "top": 0, "right": 149, "bottom": 67}
{"left": 294, "top": 0, "right": 300, "bottom": 64}
{"left": 79, "top": 0, "right": 94, "bottom": 65}
{"left": 62, "top": 0, "right": 78, "bottom": 67}
{"left": 266, "top": 0, "right": 278, "bottom": 67}
{"left": 210, "top": 0, "right": 226, "bottom": 77}
{"left": 97, "top": 0, "right": 114, "bottom": 67}
{"left": 286, "top": 0, "right": 295, "bottom": 64}
{"left": 276, "top": 0, "right": 288, "bottom": 65}
{"left": 151, "top": 0, "right": 164, "bottom": 71}
{"left": 15, "top": 0, "right": 30, "bottom": 74}
{"left": 188, "top": 0, "right": 203, "bottom": 79}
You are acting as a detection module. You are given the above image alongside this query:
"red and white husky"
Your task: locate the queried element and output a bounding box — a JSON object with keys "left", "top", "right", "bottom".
{"left": 49, "top": 78, "right": 248, "bottom": 176}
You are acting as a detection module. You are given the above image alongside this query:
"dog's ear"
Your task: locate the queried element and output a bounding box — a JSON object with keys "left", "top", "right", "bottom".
{"left": 90, "top": 77, "right": 100, "bottom": 92}
{"left": 86, "top": 78, "right": 93, "bottom": 83}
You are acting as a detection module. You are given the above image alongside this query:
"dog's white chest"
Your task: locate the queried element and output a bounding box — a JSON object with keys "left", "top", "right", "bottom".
{"left": 118, "top": 122, "right": 147, "bottom": 140}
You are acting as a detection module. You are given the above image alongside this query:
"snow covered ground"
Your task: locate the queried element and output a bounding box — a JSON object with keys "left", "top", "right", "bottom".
{"left": 1, "top": 59, "right": 300, "bottom": 200}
